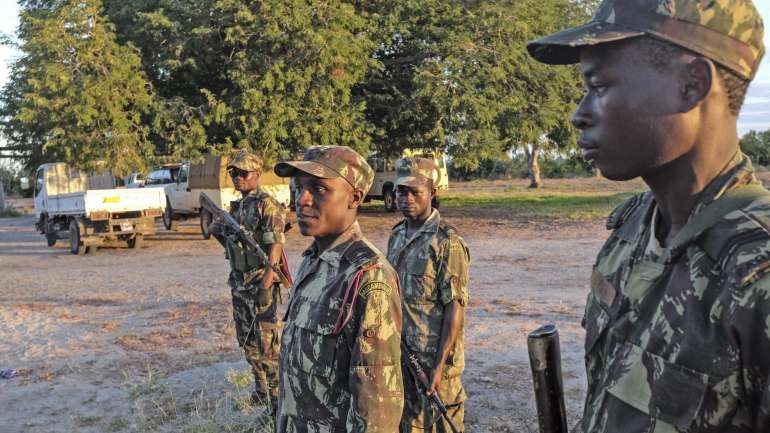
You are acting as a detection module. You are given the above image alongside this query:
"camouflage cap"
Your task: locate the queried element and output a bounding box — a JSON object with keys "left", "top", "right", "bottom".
{"left": 395, "top": 157, "right": 439, "bottom": 188}
{"left": 527, "top": 0, "right": 765, "bottom": 80}
{"left": 227, "top": 150, "right": 263, "bottom": 172}
{"left": 274, "top": 146, "right": 374, "bottom": 195}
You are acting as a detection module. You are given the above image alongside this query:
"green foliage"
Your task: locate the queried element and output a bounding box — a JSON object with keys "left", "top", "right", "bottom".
{"left": 2, "top": 0, "right": 597, "bottom": 176}
{"left": 740, "top": 129, "right": 770, "bottom": 167}
{"left": 362, "top": 0, "right": 590, "bottom": 168}
{"left": 9, "top": 0, "right": 154, "bottom": 176}
{"left": 449, "top": 153, "right": 594, "bottom": 180}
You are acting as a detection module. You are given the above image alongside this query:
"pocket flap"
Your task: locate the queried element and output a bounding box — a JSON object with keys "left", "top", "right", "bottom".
{"left": 406, "top": 257, "right": 429, "bottom": 275}
{"left": 290, "top": 302, "right": 339, "bottom": 335}
{"left": 606, "top": 341, "right": 708, "bottom": 429}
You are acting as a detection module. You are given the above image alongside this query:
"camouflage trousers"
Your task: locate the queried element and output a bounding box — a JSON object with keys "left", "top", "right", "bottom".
{"left": 230, "top": 282, "right": 281, "bottom": 411}
{"left": 400, "top": 369, "right": 464, "bottom": 433}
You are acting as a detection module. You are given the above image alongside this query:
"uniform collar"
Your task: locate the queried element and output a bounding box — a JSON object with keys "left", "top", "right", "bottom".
{"left": 302, "top": 220, "right": 363, "bottom": 264}
{"left": 398, "top": 208, "right": 440, "bottom": 238}
{"left": 616, "top": 152, "right": 758, "bottom": 245}
{"left": 243, "top": 186, "right": 262, "bottom": 198}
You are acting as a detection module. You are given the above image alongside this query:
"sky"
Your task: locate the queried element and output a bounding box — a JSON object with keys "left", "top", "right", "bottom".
{"left": 0, "top": 0, "right": 768, "bottom": 136}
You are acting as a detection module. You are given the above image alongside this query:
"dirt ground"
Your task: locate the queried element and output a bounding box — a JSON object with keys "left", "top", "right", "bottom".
{"left": 0, "top": 194, "right": 612, "bottom": 433}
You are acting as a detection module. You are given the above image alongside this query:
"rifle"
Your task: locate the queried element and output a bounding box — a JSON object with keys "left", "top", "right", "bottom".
{"left": 199, "top": 192, "right": 292, "bottom": 288}
{"left": 527, "top": 324, "right": 568, "bottom": 433}
{"left": 401, "top": 341, "right": 462, "bottom": 433}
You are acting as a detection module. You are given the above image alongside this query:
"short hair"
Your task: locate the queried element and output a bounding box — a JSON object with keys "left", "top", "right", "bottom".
{"left": 635, "top": 36, "right": 750, "bottom": 116}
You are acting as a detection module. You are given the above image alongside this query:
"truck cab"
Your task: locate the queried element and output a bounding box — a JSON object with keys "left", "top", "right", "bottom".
{"left": 162, "top": 156, "right": 290, "bottom": 238}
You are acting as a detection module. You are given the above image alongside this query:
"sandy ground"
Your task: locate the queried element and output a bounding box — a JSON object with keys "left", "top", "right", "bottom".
{"left": 0, "top": 196, "right": 611, "bottom": 433}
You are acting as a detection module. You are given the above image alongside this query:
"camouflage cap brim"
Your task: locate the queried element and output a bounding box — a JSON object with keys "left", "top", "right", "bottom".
{"left": 274, "top": 161, "right": 340, "bottom": 180}
{"left": 527, "top": 21, "right": 644, "bottom": 65}
{"left": 396, "top": 176, "right": 431, "bottom": 188}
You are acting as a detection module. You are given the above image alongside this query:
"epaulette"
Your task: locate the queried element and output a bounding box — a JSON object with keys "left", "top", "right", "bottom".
{"left": 606, "top": 192, "right": 649, "bottom": 230}
{"left": 343, "top": 239, "right": 379, "bottom": 269}
{"left": 438, "top": 221, "right": 458, "bottom": 238}
{"left": 699, "top": 201, "right": 770, "bottom": 288}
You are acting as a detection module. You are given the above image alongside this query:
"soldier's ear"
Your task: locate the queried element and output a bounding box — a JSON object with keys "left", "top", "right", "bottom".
{"left": 349, "top": 189, "right": 364, "bottom": 209}
{"left": 679, "top": 56, "right": 713, "bottom": 112}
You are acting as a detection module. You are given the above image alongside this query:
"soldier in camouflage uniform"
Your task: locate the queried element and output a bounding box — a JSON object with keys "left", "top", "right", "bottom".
{"left": 528, "top": 0, "right": 770, "bottom": 432}
{"left": 273, "top": 145, "right": 404, "bottom": 433}
{"left": 210, "top": 151, "right": 287, "bottom": 415}
{"left": 386, "top": 158, "right": 470, "bottom": 433}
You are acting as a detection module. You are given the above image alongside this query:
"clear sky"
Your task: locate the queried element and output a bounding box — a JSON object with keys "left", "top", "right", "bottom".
{"left": 0, "top": 0, "right": 768, "bottom": 135}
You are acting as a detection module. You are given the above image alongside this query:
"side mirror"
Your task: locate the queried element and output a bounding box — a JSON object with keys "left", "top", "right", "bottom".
{"left": 20, "top": 177, "right": 30, "bottom": 190}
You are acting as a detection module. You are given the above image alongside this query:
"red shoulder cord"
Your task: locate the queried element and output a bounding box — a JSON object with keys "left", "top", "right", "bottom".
{"left": 332, "top": 262, "right": 382, "bottom": 335}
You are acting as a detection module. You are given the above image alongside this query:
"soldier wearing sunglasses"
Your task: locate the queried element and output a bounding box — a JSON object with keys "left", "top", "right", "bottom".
{"left": 210, "top": 150, "right": 288, "bottom": 417}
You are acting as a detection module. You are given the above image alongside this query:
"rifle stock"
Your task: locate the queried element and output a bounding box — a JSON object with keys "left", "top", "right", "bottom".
{"left": 401, "top": 341, "right": 462, "bottom": 433}
{"left": 528, "top": 324, "right": 568, "bottom": 433}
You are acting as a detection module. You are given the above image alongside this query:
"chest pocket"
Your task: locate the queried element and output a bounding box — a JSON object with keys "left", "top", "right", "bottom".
{"left": 405, "top": 256, "right": 438, "bottom": 301}
{"left": 286, "top": 305, "right": 342, "bottom": 380}
{"left": 601, "top": 339, "right": 737, "bottom": 432}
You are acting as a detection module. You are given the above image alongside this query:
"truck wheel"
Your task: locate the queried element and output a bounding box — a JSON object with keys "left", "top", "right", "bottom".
{"left": 200, "top": 209, "right": 213, "bottom": 240}
{"left": 46, "top": 232, "right": 57, "bottom": 247}
{"left": 127, "top": 234, "right": 144, "bottom": 249}
{"left": 69, "top": 219, "right": 86, "bottom": 255}
{"left": 162, "top": 198, "right": 179, "bottom": 231}
{"left": 383, "top": 188, "right": 397, "bottom": 212}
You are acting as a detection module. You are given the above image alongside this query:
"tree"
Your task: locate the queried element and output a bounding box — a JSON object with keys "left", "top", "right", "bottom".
{"left": 740, "top": 129, "right": 770, "bottom": 167}
{"left": 102, "top": 0, "right": 382, "bottom": 163}
{"left": 361, "top": 0, "right": 592, "bottom": 186}
{"left": 5, "top": 0, "right": 155, "bottom": 176}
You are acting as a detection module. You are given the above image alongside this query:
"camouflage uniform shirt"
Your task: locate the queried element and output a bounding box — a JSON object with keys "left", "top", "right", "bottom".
{"left": 226, "top": 188, "right": 286, "bottom": 294}
{"left": 582, "top": 153, "right": 770, "bottom": 433}
{"left": 387, "top": 209, "right": 470, "bottom": 428}
{"left": 277, "top": 221, "right": 404, "bottom": 433}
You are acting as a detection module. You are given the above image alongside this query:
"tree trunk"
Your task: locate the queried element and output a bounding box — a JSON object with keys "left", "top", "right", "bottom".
{"left": 0, "top": 182, "right": 5, "bottom": 213}
{"left": 528, "top": 144, "right": 542, "bottom": 188}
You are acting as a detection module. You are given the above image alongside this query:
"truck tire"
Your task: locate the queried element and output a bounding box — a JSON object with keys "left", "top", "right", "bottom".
{"left": 127, "top": 234, "right": 144, "bottom": 249}
{"left": 383, "top": 187, "right": 397, "bottom": 212}
{"left": 44, "top": 217, "right": 57, "bottom": 247}
{"left": 200, "top": 209, "right": 213, "bottom": 240}
{"left": 162, "top": 198, "right": 179, "bottom": 231}
{"left": 69, "top": 219, "right": 87, "bottom": 255}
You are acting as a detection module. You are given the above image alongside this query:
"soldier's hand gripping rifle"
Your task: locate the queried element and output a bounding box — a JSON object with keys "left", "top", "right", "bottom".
{"left": 528, "top": 324, "right": 568, "bottom": 433}
{"left": 401, "top": 341, "right": 462, "bottom": 433}
{"left": 199, "top": 192, "right": 292, "bottom": 288}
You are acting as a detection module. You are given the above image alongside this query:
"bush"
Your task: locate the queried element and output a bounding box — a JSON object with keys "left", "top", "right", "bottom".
{"left": 740, "top": 130, "right": 770, "bottom": 167}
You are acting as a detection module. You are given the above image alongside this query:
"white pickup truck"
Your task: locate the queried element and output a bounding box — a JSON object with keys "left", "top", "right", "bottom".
{"left": 162, "top": 156, "right": 290, "bottom": 239}
{"left": 29, "top": 163, "right": 165, "bottom": 254}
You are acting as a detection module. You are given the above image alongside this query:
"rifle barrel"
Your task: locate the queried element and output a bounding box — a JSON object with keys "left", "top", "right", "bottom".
{"left": 528, "top": 324, "right": 568, "bottom": 433}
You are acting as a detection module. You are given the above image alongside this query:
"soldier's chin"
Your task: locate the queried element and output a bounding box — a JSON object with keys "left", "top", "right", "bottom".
{"left": 297, "top": 220, "right": 314, "bottom": 236}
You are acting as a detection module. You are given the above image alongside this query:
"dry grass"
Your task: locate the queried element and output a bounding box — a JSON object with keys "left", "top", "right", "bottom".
{"left": 124, "top": 365, "right": 274, "bottom": 433}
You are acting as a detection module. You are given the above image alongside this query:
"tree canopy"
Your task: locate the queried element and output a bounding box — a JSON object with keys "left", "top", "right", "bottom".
{"left": 2, "top": 0, "right": 594, "bottom": 175}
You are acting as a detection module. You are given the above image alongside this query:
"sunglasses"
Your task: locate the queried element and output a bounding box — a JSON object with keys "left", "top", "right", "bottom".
{"left": 228, "top": 168, "right": 255, "bottom": 178}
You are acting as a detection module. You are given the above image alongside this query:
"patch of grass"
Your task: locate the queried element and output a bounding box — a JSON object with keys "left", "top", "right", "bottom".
{"left": 108, "top": 417, "right": 130, "bottom": 432}
{"left": 439, "top": 190, "right": 639, "bottom": 219}
{"left": 75, "top": 415, "right": 103, "bottom": 427}
{"left": 124, "top": 366, "right": 272, "bottom": 433}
